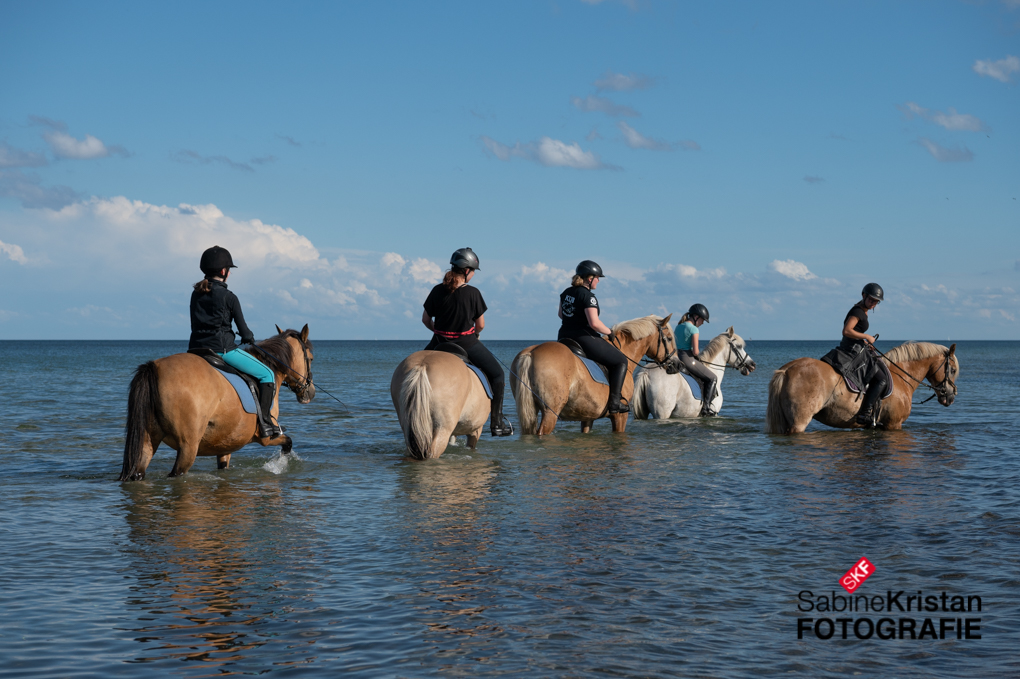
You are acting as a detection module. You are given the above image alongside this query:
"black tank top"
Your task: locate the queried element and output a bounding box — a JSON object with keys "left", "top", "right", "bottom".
{"left": 839, "top": 303, "right": 869, "bottom": 352}
{"left": 558, "top": 285, "right": 601, "bottom": 339}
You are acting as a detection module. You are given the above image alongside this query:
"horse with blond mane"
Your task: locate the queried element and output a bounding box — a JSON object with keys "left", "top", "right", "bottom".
{"left": 510, "top": 315, "right": 682, "bottom": 435}
{"left": 632, "top": 326, "right": 756, "bottom": 419}
{"left": 765, "top": 341, "right": 958, "bottom": 434}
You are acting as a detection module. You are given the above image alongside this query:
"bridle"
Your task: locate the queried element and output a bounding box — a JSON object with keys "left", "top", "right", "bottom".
{"left": 871, "top": 345, "right": 957, "bottom": 405}
{"left": 251, "top": 338, "right": 314, "bottom": 397}
{"left": 616, "top": 323, "right": 680, "bottom": 371}
{"left": 699, "top": 339, "right": 753, "bottom": 372}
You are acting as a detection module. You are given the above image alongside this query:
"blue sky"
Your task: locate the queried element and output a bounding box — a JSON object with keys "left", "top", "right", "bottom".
{"left": 1, "top": 1, "right": 1017, "bottom": 340}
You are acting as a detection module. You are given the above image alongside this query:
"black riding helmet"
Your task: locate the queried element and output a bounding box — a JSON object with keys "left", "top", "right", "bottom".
{"left": 688, "top": 303, "right": 710, "bottom": 323}
{"left": 576, "top": 260, "right": 605, "bottom": 278}
{"left": 862, "top": 282, "right": 884, "bottom": 302}
{"left": 450, "top": 247, "right": 480, "bottom": 270}
{"left": 200, "top": 245, "right": 236, "bottom": 274}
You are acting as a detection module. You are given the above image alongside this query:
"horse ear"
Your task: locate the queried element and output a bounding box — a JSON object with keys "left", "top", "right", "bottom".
{"left": 276, "top": 324, "right": 284, "bottom": 335}
{"left": 948, "top": 343, "right": 956, "bottom": 357}
{"left": 661, "top": 313, "right": 673, "bottom": 325}
{"left": 727, "top": 326, "right": 734, "bottom": 337}
{"left": 300, "top": 324, "right": 309, "bottom": 343}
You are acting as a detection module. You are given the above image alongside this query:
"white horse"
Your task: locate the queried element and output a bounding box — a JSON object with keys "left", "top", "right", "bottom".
{"left": 632, "top": 326, "right": 756, "bottom": 419}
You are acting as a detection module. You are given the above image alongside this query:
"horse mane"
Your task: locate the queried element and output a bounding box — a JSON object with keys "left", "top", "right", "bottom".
{"left": 699, "top": 334, "right": 729, "bottom": 364}
{"left": 255, "top": 329, "right": 311, "bottom": 372}
{"left": 612, "top": 315, "right": 668, "bottom": 341}
{"left": 882, "top": 341, "right": 949, "bottom": 364}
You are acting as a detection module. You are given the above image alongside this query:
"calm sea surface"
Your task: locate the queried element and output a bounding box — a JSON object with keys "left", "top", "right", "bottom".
{"left": 1, "top": 339, "right": 1018, "bottom": 678}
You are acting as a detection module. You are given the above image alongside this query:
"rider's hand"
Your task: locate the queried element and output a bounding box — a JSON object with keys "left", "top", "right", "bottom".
{"left": 242, "top": 334, "right": 255, "bottom": 345}
{"left": 863, "top": 334, "right": 875, "bottom": 345}
{"left": 607, "top": 332, "right": 617, "bottom": 345}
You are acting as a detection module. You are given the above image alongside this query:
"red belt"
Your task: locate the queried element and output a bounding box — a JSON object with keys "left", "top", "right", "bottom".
{"left": 435, "top": 326, "right": 476, "bottom": 339}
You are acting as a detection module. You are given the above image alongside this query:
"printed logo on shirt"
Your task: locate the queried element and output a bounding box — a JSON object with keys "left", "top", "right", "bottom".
{"left": 589, "top": 298, "right": 598, "bottom": 307}
{"left": 562, "top": 295, "right": 575, "bottom": 317}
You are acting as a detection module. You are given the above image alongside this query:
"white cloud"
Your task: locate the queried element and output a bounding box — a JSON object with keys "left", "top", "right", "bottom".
{"left": 519, "top": 261, "right": 572, "bottom": 287}
{"left": 44, "top": 131, "right": 127, "bottom": 160}
{"left": 899, "top": 102, "right": 987, "bottom": 132}
{"left": 408, "top": 257, "right": 442, "bottom": 283}
{"left": 918, "top": 138, "right": 974, "bottom": 163}
{"left": 594, "top": 71, "right": 654, "bottom": 92}
{"left": 973, "top": 55, "right": 1020, "bottom": 82}
{"left": 481, "top": 136, "right": 616, "bottom": 170}
{"left": 570, "top": 95, "right": 640, "bottom": 118}
{"left": 768, "top": 259, "right": 817, "bottom": 281}
{"left": 0, "top": 170, "right": 79, "bottom": 209}
{"left": 618, "top": 121, "right": 672, "bottom": 151}
{"left": 0, "top": 239, "right": 27, "bottom": 264}
{"left": 0, "top": 142, "right": 47, "bottom": 168}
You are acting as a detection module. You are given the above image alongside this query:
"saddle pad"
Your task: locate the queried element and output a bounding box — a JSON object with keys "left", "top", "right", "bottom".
{"left": 466, "top": 364, "right": 493, "bottom": 399}
{"left": 842, "top": 360, "right": 894, "bottom": 400}
{"left": 576, "top": 355, "right": 610, "bottom": 386}
{"left": 681, "top": 372, "right": 701, "bottom": 400}
{"left": 214, "top": 367, "right": 259, "bottom": 414}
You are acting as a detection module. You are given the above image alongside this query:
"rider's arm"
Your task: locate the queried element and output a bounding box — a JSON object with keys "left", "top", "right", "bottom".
{"left": 229, "top": 293, "right": 255, "bottom": 344}
{"left": 558, "top": 304, "right": 563, "bottom": 320}
{"left": 585, "top": 307, "right": 613, "bottom": 336}
{"left": 842, "top": 316, "right": 875, "bottom": 345}
{"left": 691, "top": 332, "right": 699, "bottom": 357}
{"left": 421, "top": 310, "right": 435, "bottom": 332}
{"left": 475, "top": 314, "right": 485, "bottom": 335}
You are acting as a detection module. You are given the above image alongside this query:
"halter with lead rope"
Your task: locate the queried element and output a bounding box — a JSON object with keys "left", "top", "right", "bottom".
{"left": 868, "top": 343, "right": 957, "bottom": 405}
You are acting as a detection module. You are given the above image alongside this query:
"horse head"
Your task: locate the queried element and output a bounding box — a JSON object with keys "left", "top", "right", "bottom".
{"left": 930, "top": 343, "right": 958, "bottom": 407}
{"left": 273, "top": 323, "right": 316, "bottom": 404}
{"left": 723, "top": 326, "right": 756, "bottom": 375}
{"left": 651, "top": 314, "right": 683, "bottom": 375}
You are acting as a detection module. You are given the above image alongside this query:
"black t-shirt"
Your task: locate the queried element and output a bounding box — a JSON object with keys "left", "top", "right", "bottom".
{"left": 558, "top": 285, "right": 601, "bottom": 339}
{"left": 189, "top": 280, "right": 254, "bottom": 353}
{"left": 424, "top": 284, "right": 487, "bottom": 341}
{"left": 839, "top": 303, "right": 870, "bottom": 351}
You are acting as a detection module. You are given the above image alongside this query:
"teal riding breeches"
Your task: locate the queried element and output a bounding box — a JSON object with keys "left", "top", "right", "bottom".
{"left": 219, "top": 348, "right": 275, "bottom": 384}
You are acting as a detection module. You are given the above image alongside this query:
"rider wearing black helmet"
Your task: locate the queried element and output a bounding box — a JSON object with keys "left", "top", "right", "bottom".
{"left": 558, "top": 260, "right": 630, "bottom": 414}
{"left": 189, "top": 246, "right": 281, "bottom": 438}
{"left": 844, "top": 283, "right": 887, "bottom": 425}
{"left": 422, "top": 247, "right": 512, "bottom": 436}
{"left": 676, "top": 303, "right": 719, "bottom": 416}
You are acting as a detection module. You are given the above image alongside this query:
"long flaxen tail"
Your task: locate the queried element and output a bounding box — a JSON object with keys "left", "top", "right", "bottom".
{"left": 400, "top": 361, "right": 435, "bottom": 459}
{"left": 119, "top": 361, "right": 160, "bottom": 481}
{"left": 631, "top": 368, "right": 650, "bottom": 420}
{"left": 764, "top": 367, "right": 790, "bottom": 435}
{"left": 511, "top": 351, "right": 539, "bottom": 435}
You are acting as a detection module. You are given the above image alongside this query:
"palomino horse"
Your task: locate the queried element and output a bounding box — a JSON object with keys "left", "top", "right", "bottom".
{"left": 632, "top": 326, "right": 756, "bottom": 419}
{"left": 765, "top": 341, "right": 958, "bottom": 434}
{"left": 391, "top": 350, "right": 492, "bottom": 459}
{"left": 119, "top": 326, "right": 316, "bottom": 480}
{"left": 510, "top": 315, "right": 682, "bottom": 435}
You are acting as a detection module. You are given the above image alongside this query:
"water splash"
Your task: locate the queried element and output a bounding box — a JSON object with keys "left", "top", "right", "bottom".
{"left": 263, "top": 451, "right": 300, "bottom": 474}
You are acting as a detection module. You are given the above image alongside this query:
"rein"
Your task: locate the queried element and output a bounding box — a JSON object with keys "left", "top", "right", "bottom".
{"left": 697, "top": 340, "right": 752, "bottom": 371}
{"left": 613, "top": 323, "right": 678, "bottom": 370}
{"left": 869, "top": 344, "right": 955, "bottom": 404}
{"left": 249, "top": 341, "right": 350, "bottom": 412}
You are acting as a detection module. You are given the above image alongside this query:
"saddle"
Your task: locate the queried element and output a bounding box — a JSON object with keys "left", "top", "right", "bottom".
{"left": 187, "top": 348, "right": 261, "bottom": 415}
{"left": 558, "top": 338, "right": 610, "bottom": 386}
{"left": 430, "top": 342, "right": 493, "bottom": 399}
{"left": 819, "top": 346, "right": 893, "bottom": 400}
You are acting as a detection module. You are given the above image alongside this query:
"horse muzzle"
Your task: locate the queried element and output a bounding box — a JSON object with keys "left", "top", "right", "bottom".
{"left": 665, "top": 357, "right": 683, "bottom": 375}
{"left": 740, "top": 360, "right": 756, "bottom": 375}
{"left": 938, "top": 392, "right": 954, "bottom": 407}
{"left": 298, "top": 383, "right": 316, "bottom": 404}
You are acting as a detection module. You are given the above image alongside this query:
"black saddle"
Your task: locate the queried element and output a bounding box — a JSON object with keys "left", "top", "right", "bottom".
{"left": 188, "top": 348, "right": 262, "bottom": 400}
{"left": 558, "top": 338, "right": 608, "bottom": 374}
{"left": 432, "top": 342, "right": 470, "bottom": 362}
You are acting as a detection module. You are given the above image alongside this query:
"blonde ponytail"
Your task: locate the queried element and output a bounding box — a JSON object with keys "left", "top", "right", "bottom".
{"left": 679, "top": 313, "right": 691, "bottom": 325}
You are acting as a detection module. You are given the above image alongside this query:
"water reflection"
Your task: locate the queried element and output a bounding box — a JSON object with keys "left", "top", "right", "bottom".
{"left": 118, "top": 476, "right": 308, "bottom": 669}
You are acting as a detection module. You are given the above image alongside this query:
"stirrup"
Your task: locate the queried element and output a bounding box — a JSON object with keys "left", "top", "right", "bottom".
{"left": 608, "top": 397, "right": 630, "bottom": 415}
{"left": 491, "top": 415, "right": 514, "bottom": 436}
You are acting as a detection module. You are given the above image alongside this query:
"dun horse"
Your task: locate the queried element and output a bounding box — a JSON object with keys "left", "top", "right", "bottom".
{"left": 632, "top": 326, "right": 756, "bottom": 419}
{"left": 390, "top": 350, "right": 492, "bottom": 459}
{"left": 510, "top": 315, "right": 682, "bottom": 435}
{"left": 765, "top": 341, "right": 958, "bottom": 434}
{"left": 119, "top": 325, "right": 316, "bottom": 480}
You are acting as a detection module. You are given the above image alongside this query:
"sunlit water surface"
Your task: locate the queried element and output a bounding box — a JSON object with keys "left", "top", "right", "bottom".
{"left": 1, "top": 340, "right": 1018, "bottom": 678}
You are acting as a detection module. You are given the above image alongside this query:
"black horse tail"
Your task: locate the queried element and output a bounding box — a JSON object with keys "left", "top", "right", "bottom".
{"left": 119, "top": 361, "right": 160, "bottom": 481}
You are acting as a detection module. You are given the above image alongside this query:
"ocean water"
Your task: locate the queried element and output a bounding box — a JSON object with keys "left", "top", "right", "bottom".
{"left": 0, "top": 339, "right": 1017, "bottom": 678}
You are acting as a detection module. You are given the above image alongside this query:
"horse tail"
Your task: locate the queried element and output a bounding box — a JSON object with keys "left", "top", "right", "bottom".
{"left": 400, "top": 361, "right": 435, "bottom": 459}
{"left": 120, "top": 361, "right": 160, "bottom": 481}
{"left": 511, "top": 351, "right": 539, "bottom": 435}
{"left": 765, "top": 367, "right": 790, "bottom": 435}
{"left": 631, "top": 368, "right": 650, "bottom": 420}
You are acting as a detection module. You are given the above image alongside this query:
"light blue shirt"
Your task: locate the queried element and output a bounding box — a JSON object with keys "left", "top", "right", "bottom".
{"left": 677, "top": 320, "right": 699, "bottom": 351}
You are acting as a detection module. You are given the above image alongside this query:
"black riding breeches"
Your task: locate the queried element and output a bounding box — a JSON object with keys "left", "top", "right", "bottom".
{"left": 860, "top": 358, "right": 888, "bottom": 413}
{"left": 680, "top": 350, "right": 718, "bottom": 404}
{"left": 572, "top": 335, "right": 629, "bottom": 398}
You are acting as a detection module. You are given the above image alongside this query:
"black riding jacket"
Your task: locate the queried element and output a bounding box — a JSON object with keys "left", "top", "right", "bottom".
{"left": 188, "top": 279, "right": 254, "bottom": 353}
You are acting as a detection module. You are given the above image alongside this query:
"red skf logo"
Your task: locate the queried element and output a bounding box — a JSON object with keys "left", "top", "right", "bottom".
{"left": 840, "top": 557, "right": 875, "bottom": 593}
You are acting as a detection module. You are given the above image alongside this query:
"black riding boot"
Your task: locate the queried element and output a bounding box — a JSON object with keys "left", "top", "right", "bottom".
{"left": 490, "top": 391, "right": 513, "bottom": 436}
{"left": 854, "top": 382, "right": 884, "bottom": 427}
{"left": 700, "top": 382, "right": 719, "bottom": 417}
{"left": 607, "top": 363, "right": 629, "bottom": 414}
{"left": 257, "top": 383, "right": 283, "bottom": 438}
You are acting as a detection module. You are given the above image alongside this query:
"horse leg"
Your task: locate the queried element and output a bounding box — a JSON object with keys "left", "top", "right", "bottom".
{"left": 169, "top": 439, "right": 199, "bottom": 477}
{"left": 129, "top": 428, "right": 162, "bottom": 481}
{"left": 466, "top": 425, "right": 483, "bottom": 450}
{"left": 280, "top": 435, "right": 293, "bottom": 454}
{"left": 427, "top": 428, "right": 454, "bottom": 459}
{"left": 537, "top": 409, "right": 558, "bottom": 435}
{"left": 216, "top": 454, "right": 231, "bottom": 469}
{"left": 609, "top": 413, "right": 628, "bottom": 432}
{"left": 580, "top": 420, "right": 592, "bottom": 433}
